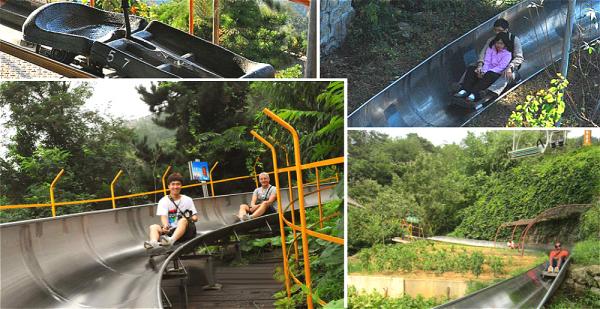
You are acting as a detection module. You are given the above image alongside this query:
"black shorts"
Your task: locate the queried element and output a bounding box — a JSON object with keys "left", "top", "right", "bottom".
{"left": 166, "top": 221, "right": 197, "bottom": 243}
{"left": 264, "top": 206, "right": 276, "bottom": 215}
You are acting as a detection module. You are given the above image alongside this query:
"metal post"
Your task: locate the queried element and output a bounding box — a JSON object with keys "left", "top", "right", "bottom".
{"left": 209, "top": 161, "right": 219, "bottom": 196}
{"left": 213, "top": 0, "right": 220, "bottom": 44}
{"left": 161, "top": 165, "right": 172, "bottom": 196}
{"left": 250, "top": 130, "right": 292, "bottom": 298}
{"left": 110, "top": 170, "right": 123, "bottom": 209}
{"left": 305, "top": 0, "right": 317, "bottom": 78}
{"left": 263, "top": 108, "right": 314, "bottom": 309}
{"left": 584, "top": 130, "right": 592, "bottom": 146}
{"left": 189, "top": 0, "right": 194, "bottom": 34}
{"left": 283, "top": 146, "right": 300, "bottom": 266}
{"left": 50, "top": 169, "right": 65, "bottom": 217}
{"left": 121, "top": 0, "right": 132, "bottom": 39}
{"left": 315, "top": 167, "right": 323, "bottom": 228}
{"left": 560, "top": 0, "right": 577, "bottom": 78}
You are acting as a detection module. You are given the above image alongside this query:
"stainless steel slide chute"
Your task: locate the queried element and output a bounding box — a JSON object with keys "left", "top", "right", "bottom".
{"left": 1, "top": 184, "right": 337, "bottom": 308}
{"left": 348, "top": 0, "right": 600, "bottom": 127}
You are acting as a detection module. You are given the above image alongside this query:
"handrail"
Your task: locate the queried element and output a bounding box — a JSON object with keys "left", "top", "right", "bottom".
{"left": 49, "top": 169, "right": 64, "bottom": 217}
{"left": 110, "top": 170, "right": 123, "bottom": 209}
{"left": 209, "top": 161, "right": 219, "bottom": 196}
{"left": 0, "top": 159, "right": 341, "bottom": 210}
{"left": 161, "top": 165, "right": 171, "bottom": 196}
{"left": 250, "top": 130, "right": 292, "bottom": 298}
{"left": 264, "top": 107, "right": 333, "bottom": 308}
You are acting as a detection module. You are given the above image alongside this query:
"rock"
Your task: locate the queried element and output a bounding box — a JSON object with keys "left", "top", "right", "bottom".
{"left": 592, "top": 287, "right": 600, "bottom": 297}
{"left": 398, "top": 22, "right": 412, "bottom": 40}
{"left": 587, "top": 265, "right": 600, "bottom": 276}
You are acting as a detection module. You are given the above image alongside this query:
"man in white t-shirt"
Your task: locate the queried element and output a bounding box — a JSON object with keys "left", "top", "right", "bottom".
{"left": 236, "top": 172, "right": 277, "bottom": 221}
{"left": 144, "top": 172, "right": 199, "bottom": 249}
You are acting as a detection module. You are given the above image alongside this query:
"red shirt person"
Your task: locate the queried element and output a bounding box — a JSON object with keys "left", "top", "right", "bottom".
{"left": 547, "top": 242, "right": 569, "bottom": 272}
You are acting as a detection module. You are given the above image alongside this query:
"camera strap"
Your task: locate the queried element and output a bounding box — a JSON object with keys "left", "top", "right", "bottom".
{"left": 168, "top": 196, "right": 187, "bottom": 218}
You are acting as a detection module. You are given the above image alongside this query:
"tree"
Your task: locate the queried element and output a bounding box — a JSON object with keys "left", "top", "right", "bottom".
{"left": 0, "top": 82, "right": 148, "bottom": 222}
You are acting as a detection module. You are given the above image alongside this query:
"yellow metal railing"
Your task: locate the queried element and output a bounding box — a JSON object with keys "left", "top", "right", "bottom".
{"left": 49, "top": 169, "right": 64, "bottom": 217}
{"left": 0, "top": 158, "right": 341, "bottom": 211}
{"left": 209, "top": 161, "right": 219, "bottom": 196}
{"left": 259, "top": 108, "right": 343, "bottom": 308}
{"left": 110, "top": 170, "right": 123, "bottom": 209}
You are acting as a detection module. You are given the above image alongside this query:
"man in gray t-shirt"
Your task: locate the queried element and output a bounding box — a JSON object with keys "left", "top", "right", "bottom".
{"left": 237, "top": 172, "right": 277, "bottom": 221}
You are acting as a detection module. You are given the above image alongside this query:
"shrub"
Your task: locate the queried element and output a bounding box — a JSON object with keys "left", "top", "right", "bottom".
{"left": 572, "top": 239, "right": 600, "bottom": 266}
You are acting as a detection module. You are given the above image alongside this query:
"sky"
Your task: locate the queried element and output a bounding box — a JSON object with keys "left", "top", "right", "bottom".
{"left": 83, "top": 80, "right": 153, "bottom": 120}
{"left": 352, "top": 128, "right": 591, "bottom": 146}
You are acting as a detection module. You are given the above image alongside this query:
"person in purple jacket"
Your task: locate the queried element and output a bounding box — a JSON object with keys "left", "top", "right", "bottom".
{"left": 454, "top": 32, "right": 513, "bottom": 102}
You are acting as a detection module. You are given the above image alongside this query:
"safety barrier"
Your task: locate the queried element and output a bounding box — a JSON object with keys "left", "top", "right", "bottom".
{"left": 253, "top": 108, "right": 343, "bottom": 308}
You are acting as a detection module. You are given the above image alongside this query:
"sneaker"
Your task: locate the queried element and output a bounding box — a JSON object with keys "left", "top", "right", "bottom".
{"left": 467, "top": 94, "right": 476, "bottom": 102}
{"left": 454, "top": 90, "right": 468, "bottom": 98}
{"left": 159, "top": 235, "right": 175, "bottom": 247}
{"left": 242, "top": 214, "right": 252, "bottom": 221}
{"left": 144, "top": 240, "right": 159, "bottom": 249}
{"left": 547, "top": 266, "right": 554, "bottom": 272}
{"left": 553, "top": 267, "right": 559, "bottom": 273}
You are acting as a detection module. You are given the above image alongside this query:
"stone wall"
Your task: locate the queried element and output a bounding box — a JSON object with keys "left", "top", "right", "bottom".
{"left": 564, "top": 265, "right": 600, "bottom": 296}
{"left": 320, "top": 0, "right": 354, "bottom": 55}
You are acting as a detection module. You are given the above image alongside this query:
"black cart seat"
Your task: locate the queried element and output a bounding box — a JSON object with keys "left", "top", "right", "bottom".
{"left": 23, "top": 2, "right": 147, "bottom": 56}
{"left": 22, "top": 2, "right": 275, "bottom": 78}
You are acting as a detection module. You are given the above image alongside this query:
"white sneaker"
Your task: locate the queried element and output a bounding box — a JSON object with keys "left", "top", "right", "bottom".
{"left": 467, "top": 94, "right": 476, "bottom": 101}
{"left": 159, "top": 235, "right": 175, "bottom": 247}
{"left": 454, "top": 90, "right": 468, "bottom": 98}
{"left": 547, "top": 266, "right": 554, "bottom": 272}
{"left": 144, "top": 240, "right": 159, "bottom": 249}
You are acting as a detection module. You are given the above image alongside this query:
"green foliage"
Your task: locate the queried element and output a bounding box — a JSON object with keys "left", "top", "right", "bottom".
{"left": 0, "top": 82, "right": 152, "bottom": 221}
{"left": 271, "top": 196, "right": 343, "bottom": 308}
{"left": 350, "top": 241, "right": 505, "bottom": 278}
{"left": 469, "top": 251, "right": 484, "bottom": 277}
{"left": 348, "top": 287, "right": 443, "bottom": 309}
{"left": 150, "top": 0, "right": 306, "bottom": 70}
{"left": 487, "top": 255, "right": 506, "bottom": 276}
{"left": 508, "top": 74, "right": 569, "bottom": 127}
{"left": 546, "top": 290, "right": 600, "bottom": 309}
{"left": 249, "top": 81, "right": 344, "bottom": 164}
{"left": 579, "top": 201, "right": 600, "bottom": 240}
{"left": 572, "top": 239, "right": 600, "bottom": 266}
{"left": 275, "top": 64, "right": 304, "bottom": 78}
{"left": 454, "top": 147, "right": 600, "bottom": 240}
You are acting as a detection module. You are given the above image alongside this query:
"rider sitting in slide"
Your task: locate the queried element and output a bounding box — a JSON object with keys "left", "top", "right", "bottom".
{"left": 547, "top": 242, "right": 569, "bottom": 273}
{"left": 144, "top": 172, "right": 198, "bottom": 249}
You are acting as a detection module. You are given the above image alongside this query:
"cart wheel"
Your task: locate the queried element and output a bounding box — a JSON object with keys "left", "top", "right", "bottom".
{"left": 49, "top": 48, "right": 76, "bottom": 64}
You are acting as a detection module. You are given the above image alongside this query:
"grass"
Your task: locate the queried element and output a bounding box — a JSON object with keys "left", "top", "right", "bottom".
{"left": 348, "top": 287, "right": 444, "bottom": 309}
{"left": 572, "top": 239, "right": 600, "bottom": 266}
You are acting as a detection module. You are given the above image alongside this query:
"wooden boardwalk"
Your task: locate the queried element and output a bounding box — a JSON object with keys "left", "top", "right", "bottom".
{"left": 163, "top": 250, "right": 284, "bottom": 308}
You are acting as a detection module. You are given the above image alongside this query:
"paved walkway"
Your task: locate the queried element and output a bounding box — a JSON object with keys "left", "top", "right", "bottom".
{"left": 1, "top": 51, "right": 62, "bottom": 79}
{"left": 427, "top": 236, "right": 500, "bottom": 248}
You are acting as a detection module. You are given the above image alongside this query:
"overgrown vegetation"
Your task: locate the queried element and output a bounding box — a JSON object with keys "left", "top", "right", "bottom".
{"left": 350, "top": 241, "right": 513, "bottom": 278}
{"left": 273, "top": 196, "right": 344, "bottom": 308}
{"left": 571, "top": 239, "right": 600, "bottom": 266}
{"left": 546, "top": 290, "right": 600, "bottom": 309}
{"left": 348, "top": 287, "right": 443, "bottom": 309}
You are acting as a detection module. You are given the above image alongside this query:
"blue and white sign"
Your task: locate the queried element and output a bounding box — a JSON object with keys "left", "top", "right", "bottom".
{"left": 190, "top": 161, "right": 210, "bottom": 181}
